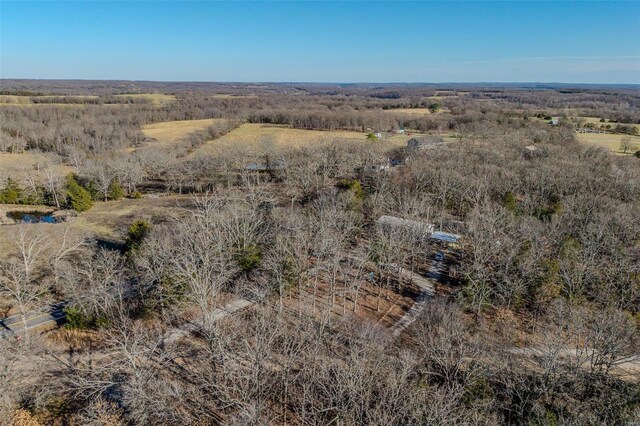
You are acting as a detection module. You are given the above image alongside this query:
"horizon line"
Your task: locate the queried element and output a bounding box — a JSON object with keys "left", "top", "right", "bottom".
{"left": 1, "top": 78, "right": 639, "bottom": 87}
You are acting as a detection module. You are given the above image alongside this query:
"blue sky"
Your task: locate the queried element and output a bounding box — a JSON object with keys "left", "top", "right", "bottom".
{"left": 1, "top": 1, "right": 639, "bottom": 83}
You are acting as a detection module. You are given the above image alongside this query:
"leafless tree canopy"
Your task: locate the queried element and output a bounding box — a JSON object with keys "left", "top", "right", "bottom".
{"left": 0, "top": 81, "right": 639, "bottom": 424}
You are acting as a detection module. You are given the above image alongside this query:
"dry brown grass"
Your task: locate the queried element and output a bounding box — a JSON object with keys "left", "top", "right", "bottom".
{"left": 193, "top": 123, "right": 415, "bottom": 158}
{"left": 113, "top": 93, "right": 176, "bottom": 105}
{"left": 384, "top": 108, "right": 433, "bottom": 115}
{"left": 210, "top": 94, "right": 258, "bottom": 99}
{"left": 576, "top": 132, "right": 640, "bottom": 155}
{"left": 72, "top": 195, "right": 194, "bottom": 239}
{"left": 0, "top": 93, "right": 175, "bottom": 107}
{"left": 142, "top": 118, "right": 225, "bottom": 145}
{"left": 282, "top": 274, "right": 419, "bottom": 328}
{"left": 0, "top": 152, "right": 74, "bottom": 182}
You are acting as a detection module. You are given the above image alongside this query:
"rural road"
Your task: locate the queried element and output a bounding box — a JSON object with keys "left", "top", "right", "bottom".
{"left": 0, "top": 302, "right": 67, "bottom": 339}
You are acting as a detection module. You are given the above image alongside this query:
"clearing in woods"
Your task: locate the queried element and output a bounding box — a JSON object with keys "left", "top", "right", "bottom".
{"left": 113, "top": 93, "right": 176, "bottom": 105}
{"left": 572, "top": 116, "right": 640, "bottom": 129}
{"left": 0, "top": 152, "right": 74, "bottom": 181}
{"left": 0, "top": 93, "right": 175, "bottom": 107}
{"left": 142, "top": 118, "right": 225, "bottom": 145}
{"left": 576, "top": 132, "right": 640, "bottom": 155}
{"left": 384, "top": 108, "right": 434, "bottom": 115}
{"left": 194, "top": 123, "right": 415, "bottom": 156}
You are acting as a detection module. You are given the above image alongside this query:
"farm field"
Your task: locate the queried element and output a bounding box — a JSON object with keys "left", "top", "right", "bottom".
{"left": 0, "top": 152, "right": 74, "bottom": 181}
{"left": 576, "top": 132, "right": 640, "bottom": 155}
{"left": 572, "top": 116, "right": 639, "bottom": 129}
{"left": 0, "top": 93, "right": 175, "bottom": 107}
{"left": 142, "top": 118, "right": 225, "bottom": 145}
{"left": 194, "top": 123, "right": 417, "bottom": 157}
{"left": 384, "top": 108, "right": 433, "bottom": 115}
{"left": 113, "top": 93, "right": 176, "bottom": 105}
{"left": 191, "top": 123, "right": 419, "bottom": 158}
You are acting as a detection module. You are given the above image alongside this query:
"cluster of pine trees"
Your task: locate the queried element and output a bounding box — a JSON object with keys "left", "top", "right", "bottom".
{"left": 0, "top": 173, "right": 128, "bottom": 212}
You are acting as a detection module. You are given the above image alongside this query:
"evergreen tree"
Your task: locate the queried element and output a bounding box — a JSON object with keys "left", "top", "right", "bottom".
{"left": 125, "top": 220, "right": 151, "bottom": 254}
{"left": 65, "top": 174, "right": 93, "bottom": 212}
{"left": 108, "top": 178, "right": 125, "bottom": 200}
{"left": 2, "top": 178, "right": 23, "bottom": 204}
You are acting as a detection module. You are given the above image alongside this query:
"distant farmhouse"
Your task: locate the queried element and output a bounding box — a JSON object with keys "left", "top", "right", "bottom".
{"left": 407, "top": 136, "right": 444, "bottom": 151}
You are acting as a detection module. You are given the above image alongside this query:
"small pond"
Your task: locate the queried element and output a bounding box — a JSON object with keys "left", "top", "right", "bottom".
{"left": 6, "top": 211, "right": 58, "bottom": 224}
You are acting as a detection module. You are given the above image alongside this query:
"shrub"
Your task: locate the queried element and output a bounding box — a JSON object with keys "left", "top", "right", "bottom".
{"left": 336, "top": 178, "right": 365, "bottom": 211}
{"left": 125, "top": 219, "right": 151, "bottom": 253}
{"left": 235, "top": 243, "right": 262, "bottom": 272}
{"left": 65, "top": 174, "right": 93, "bottom": 212}
{"left": 1, "top": 178, "right": 22, "bottom": 204}
{"left": 108, "top": 178, "right": 125, "bottom": 200}
{"left": 501, "top": 191, "right": 517, "bottom": 213}
{"left": 64, "top": 306, "right": 94, "bottom": 330}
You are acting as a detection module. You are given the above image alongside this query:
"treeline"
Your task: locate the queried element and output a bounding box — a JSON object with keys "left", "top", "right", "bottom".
{"left": 30, "top": 95, "right": 154, "bottom": 105}
{"left": 0, "top": 173, "right": 132, "bottom": 211}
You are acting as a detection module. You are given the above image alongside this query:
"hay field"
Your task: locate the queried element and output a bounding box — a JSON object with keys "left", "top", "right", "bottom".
{"left": 142, "top": 118, "right": 225, "bottom": 145}
{"left": 384, "top": 108, "right": 433, "bottom": 116}
{"left": 0, "top": 95, "right": 99, "bottom": 104}
{"left": 0, "top": 152, "right": 74, "bottom": 181}
{"left": 193, "top": 123, "right": 415, "bottom": 157}
{"left": 0, "top": 93, "right": 175, "bottom": 107}
{"left": 210, "top": 94, "right": 258, "bottom": 99}
{"left": 114, "top": 93, "right": 176, "bottom": 105}
{"left": 574, "top": 116, "right": 639, "bottom": 130}
{"left": 576, "top": 133, "right": 640, "bottom": 155}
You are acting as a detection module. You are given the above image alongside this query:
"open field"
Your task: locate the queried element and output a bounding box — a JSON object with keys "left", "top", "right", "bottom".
{"left": 194, "top": 123, "right": 418, "bottom": 156}
{"left": 0, "top": 196, "right": 194, "bottom": 249}
{"left": 0, "top": 95, "right": 98, "bottom": 104}
{"left": 572, "top": 116, "right": 639, "bottom": 130}
{"left": 384, "top": 108, "right": 433, "bottom": 115}
{"left": 0, "top": 152, "right": 74, "bottom": 181}
{"left": 576, "top": 132, "right": 640, "bottom": 155}
{"left": 210, "top": 94, "right": 258, "bottom": 99}
{"left": 0, "top": 93, "right": 175, "bottom": 107}
{"left": 142, "top": 118, "right": 225, "bottom": 145}
{"left": 72, "top": 195, "right": 194, "bottom": 239}
{"left": 113, "top": 93, "right": 176, "bottom": 105}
